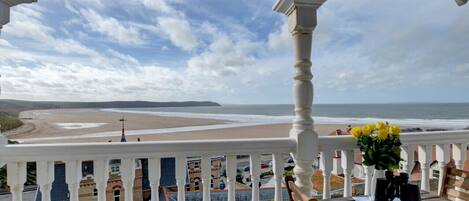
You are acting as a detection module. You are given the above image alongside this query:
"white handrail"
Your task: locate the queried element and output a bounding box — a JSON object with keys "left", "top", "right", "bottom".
{"left": 318, "top": 130, "right": 469, "bottom": 152}
{"left": 0, "top": 138, "right": 296, "bottom": 162}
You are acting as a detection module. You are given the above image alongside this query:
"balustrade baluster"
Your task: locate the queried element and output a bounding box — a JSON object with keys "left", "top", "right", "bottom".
{"left": 94, "top": 159, "right": 109, "bottom": 201}
{"left": 7, "top": 162, "right": 26, "bottom": 201}
{"left": 121, "top": 158, "right": 136, "bottom": 201}
{"left": 201, "top": 155, "right": 211, "bottom": 201}
{"left": 175, "top": 156, "right": 187, "bottom": 201}
{"left": 363, "top": 165, "right": 373, "bottom": 196}
{"left": 250, "top": 154, "right": 261, "bottom": 201}
{"left": 400, "top": 145, "right": 415, "bottom": 179}
{"left": 436, "top": 144, "right": 450, "bottom": 195}
{"left": 320, "top": 151, "right": 332, "bottom": 199}
{"left": 37, "top": 161, "right": 55, "bottom": 201}
{"left": 453, "top": 143, "right": 468, "bottom": 170}
{"left": 418, "top": 145, "right": 431, "bottom": 192}
{"left": 272, "top": 153, "right": 284, "bottom": 201}
{"left": 149, "top": 157, "right": 161, "bottom": 201}
{"left": 341, "top": 150, "right": 354, "bottom": 197}
{"left": 65, "top": 160, "right": 82, "bottom": 201}
{"left": 226, "top": 155, "right": 237, "bottom": 201}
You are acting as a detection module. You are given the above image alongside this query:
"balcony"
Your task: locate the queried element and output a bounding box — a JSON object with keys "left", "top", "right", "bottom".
{"left": 0, "top": 129, "right": 468, "bottom": 201}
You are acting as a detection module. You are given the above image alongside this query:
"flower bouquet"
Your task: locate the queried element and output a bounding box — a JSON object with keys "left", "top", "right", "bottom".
{"left": 350, "top": 121, "right": 402, "bottom": 170}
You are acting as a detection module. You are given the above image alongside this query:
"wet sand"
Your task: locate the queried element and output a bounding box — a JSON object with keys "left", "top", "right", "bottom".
{"left": 4, "top": 109, "right": 345, "bottom": 144}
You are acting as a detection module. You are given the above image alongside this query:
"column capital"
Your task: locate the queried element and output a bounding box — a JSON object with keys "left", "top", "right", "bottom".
{"left": 273, "top": 0, "right": 326, "bottom": 33}
{"left": 0, "top": 0, "right": 36, "bottom": 33}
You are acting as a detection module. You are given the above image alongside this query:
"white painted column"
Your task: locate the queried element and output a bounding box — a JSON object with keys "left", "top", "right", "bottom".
{"left": 273, "top": 0, "right": 326, "bottom": 196}
{"left": 175, "top": 156, "right": 187, "bottom": 201}
{"left": 37, "top": 161, "right": 55, "bottom": 201}
{"left": 65, "top": 160, "right": 82, "bottom": 201}
{"left": 320, "top": 150, "right": 332, "bottom": 199}
{"left": 250, "top": 154, "right": 261, "bottom": 201}
{"left": 363, "top": 165, "right": 373, "bottom": 196}
{"left": 453, "top": 143, "right": 467, "bottom": 169}
{"left": 121, "top": 158, "right": 136, "bottom": 201}
{"left": 7, "top": 161, "right": 26, "bottom": 201}
{"left": 401, "top": 145, "right": 415, "bottom": 179}
{"left": 272, "top": 153, "right": 284, "bottom": 201}
{"left": 201, "top": 155, "right": 211, "bottom": 201}
{"left": 418, "top": 145, "right": 431, "bottom": 192}
{"left": 341, "top": 150, "right": 354, "bottom": 197}
{"left": 149, "top": 157, "right": 161, "bottom": 201}
{"left": 226, "top": 155, "right": 237, "bottom": 201}
{"left": 94, "top": 159, "right": 109, "bottom": 201}
{"left": 436, "top": 144, "right": 450, "bottom": 195}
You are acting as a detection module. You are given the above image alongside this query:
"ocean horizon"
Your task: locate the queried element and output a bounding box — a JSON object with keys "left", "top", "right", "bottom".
{"left": 104, "top": 103, "right": 469, "bottom": 130}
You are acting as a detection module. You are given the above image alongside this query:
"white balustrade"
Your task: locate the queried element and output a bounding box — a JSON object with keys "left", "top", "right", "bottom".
{"left": 0, "top": 131, "right": 468, "bottom": 200}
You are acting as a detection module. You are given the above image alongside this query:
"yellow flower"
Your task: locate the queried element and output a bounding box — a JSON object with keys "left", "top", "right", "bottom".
{"left": 375, "top": 121, "right": 388, "bottom": 130}
{"left": 361, "top": 124, "right": 374, "bottom": 136}
{"left": 389, "top": 125, "right": 401, "bottom": 136}
{"left": 350, "top": 127, "right": 362, "bottom": 138}
{"left": 377, "top": 128, "right": 389, "bottom": 141}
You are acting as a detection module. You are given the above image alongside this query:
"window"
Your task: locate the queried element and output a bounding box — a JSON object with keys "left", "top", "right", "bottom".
{"left": 111, "top": 165, "right": 120, "bottom": 173}
{"left": 92, "top": 188, "right": 98, "bottom": 198}
{"left": 433, "top": 169, "right": 440, "bottom": 178}
{"left": 194, "top": 178, "right": 200, "bottom": 191}
{"left": 113, "top": 189, "right": 120, "bottom": 201}
{"left": 194, "top": 161, "right": 200, "bottom": 169}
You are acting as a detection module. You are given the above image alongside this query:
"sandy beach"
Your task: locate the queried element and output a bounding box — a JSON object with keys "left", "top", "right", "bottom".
{"left": 4, "top": 109, "right": 344, "bottom": 144}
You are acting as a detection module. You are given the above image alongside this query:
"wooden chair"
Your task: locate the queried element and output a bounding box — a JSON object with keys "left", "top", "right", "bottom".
{"left": 285, "top": 176, "right": 318, "bottom": 201}
{"left": 437, "top": 165, "right": 469, "bottom": 200}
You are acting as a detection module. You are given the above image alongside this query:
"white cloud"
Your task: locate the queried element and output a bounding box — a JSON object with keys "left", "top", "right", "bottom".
{"left": 187, "top": 23, "right": 258, "bottom": 77}
{"left": 80, "top": 9, "right": 144, "bottom": 46}
{"left": 267, "top": 21, "right": 291, "bottom": 52}
{"left": 157, "top": 17, "right": 198, "bottom": 51}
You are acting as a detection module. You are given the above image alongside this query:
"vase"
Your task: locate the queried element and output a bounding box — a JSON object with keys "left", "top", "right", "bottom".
{"left": 371, "top": 169, "right": 385, "bottom": 198}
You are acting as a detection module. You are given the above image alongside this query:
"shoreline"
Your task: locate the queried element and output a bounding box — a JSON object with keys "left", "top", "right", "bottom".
{"left": 4, "top": 108, "right": 468, "bottom": 144}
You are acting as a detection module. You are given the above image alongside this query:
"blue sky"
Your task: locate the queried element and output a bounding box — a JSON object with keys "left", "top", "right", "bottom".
{"left": 0, "top": 0, "right": 468, "bottom": 104}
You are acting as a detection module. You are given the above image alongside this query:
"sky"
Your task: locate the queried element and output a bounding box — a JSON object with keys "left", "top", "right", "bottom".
{"left": 0, "top": 0, "right": 468, "bottom": 104}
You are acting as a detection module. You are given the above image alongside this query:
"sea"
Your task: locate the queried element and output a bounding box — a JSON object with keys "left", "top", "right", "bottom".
{"left": 105, "top": 103, "right": 469, "bottom": 130}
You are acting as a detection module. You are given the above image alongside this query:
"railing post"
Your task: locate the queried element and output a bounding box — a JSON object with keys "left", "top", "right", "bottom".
{"left": 65, "top": 160, "right": 82, "bottom": 201}
{"left": 148, "top": 157, "right": 161, "bottom": 201}
{"left": 37, "top": 161, "right": 55, "bottom": 201}
{"left": 341, "top": 150, "right": 354, "bottom": 197}
{"left": 201, "top": 155, "right": 211, "bottom": 201}
{"left": 453, "top": 143, "right": 467, "bottom": 170}
{"left": 7, "top": 161, "right": 26, "bottom": 201}
{"left": 273, "top": 153, "right": 284, "bottom": 201}
{"left": 320, "top": 150, "right": 332, "bottom": 199}
{"left": 418, "top": 145, "right": 431, "bottom": 192}
{"left": 226, "top": 155, "right": 237, "bottom": 201}
{"left": 121, "top": 158, "right": 136, "bottom": 201}
{"left": 436, "top": 144, "right": 450, "bottom": 195}
{"left": 94, "top": 159, "right": 109, "bottom": 201}
{"left": 273, "top": 0, "right": 326, "bottom": 196}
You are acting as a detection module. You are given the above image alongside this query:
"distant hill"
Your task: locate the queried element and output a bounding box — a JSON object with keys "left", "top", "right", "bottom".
{"left": 0, "top": 99, "right": 221, "bottom": 116}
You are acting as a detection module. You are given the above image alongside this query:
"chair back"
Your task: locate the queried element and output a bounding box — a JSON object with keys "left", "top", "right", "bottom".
{"left": 439, "top": 165, "right": 469, "bottom": 200}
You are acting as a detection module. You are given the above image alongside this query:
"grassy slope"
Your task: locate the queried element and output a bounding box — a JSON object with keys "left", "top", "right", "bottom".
{"left": 0, "top": 112, "right": 23, "bottom": 132}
